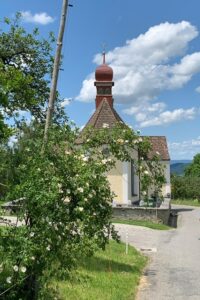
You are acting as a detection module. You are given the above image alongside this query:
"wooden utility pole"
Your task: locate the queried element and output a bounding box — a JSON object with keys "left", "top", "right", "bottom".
{"left": 43, "top": 0, "right": 69, "bottom": 146}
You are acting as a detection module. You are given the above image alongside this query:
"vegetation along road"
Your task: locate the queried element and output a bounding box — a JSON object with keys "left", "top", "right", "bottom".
{"left": 115, "top": 205, "right": 200, "bottom": 300}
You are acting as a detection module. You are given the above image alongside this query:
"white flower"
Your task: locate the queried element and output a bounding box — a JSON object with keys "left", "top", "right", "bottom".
{"left": 31, "top": 256, "right": 35, "bottom": 261}
{"left": 142, "top": 191, "right": 147, "bottom": 196}
{"left": 139, "top": 165, "right": 143, "bottom": 170}
{"left": 50, "top": 162, "right": 54, "bottom": 166}
{"left": 93, "top": 212, "right": 96, "bottom": 216}
{"left": 37, "top": 168, "right": 41, "bottom": 171}
{"left": 82, "top": 156, "right": 89, "bottom": 162}
{"left": 0, "top": 263, "right": 3, "bottom": 273}
{"left": 65, "top": 150, "right": 71, "bottom": 155}
{"left": 86, "top": 182, "right": 89, "bottom": 187}
{"left": 144, "top": 170, "right": 149, "bottom": 175}
{"left": 102, "top": 123, "right": 109, "bottom": 128}
{"left": 63, "top": 197, "right": 70, "bottom": 203}
{"left": 102, "top": 159, "right": 107, "bottom": 164}
{"left": 138, "top": 137, "right": 142, "bottom": 142}
{"left": 86, "top": 139, "right": 90, "bottom": 142}
{"left": 140, "top": 157, "right": 144, "bottom": 161}
{"left": 88, "top": 193, "right": 93, "bottom": 198}
{"left": 20, "top": 266, "right": 27, "bottom": 273}
{"left": 6, "top": 277, "right": 12, "bottom": 284}
{"left": 54, "top": 224, "right": 58, "bottom": 231}
{"left": 117, "top": 138, "right": 124, "bottom": 144}
{"left": 66, "top": 189, "right": 71, "bottom": 194}
{"left": 84, "top": 198, "right": 88, "bottom": 202}
{"left": 156, "top": 151, "right": 160, "bottom": 155}
{"left": 30, "top": 232, "right": 35, "bottom": 237}
{"left": 78, "top": 207, "right": 84, "bottom": 212}
{"left": 13, "top": 265, "right": 19, "bottom": 272}
{"left": 46, "top": 245, "right": 51, "bottom": 251}
{"left": 77, "top": 187, "right": 84, "bottom": 193}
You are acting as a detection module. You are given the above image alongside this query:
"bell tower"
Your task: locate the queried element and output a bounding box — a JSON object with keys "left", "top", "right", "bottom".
{"left": 94, "top": 52, "right": 114, "bottom": 109}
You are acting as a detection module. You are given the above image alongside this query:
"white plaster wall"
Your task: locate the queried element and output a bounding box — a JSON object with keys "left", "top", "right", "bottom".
{"left": 107, "top": 154, "right": 171, "bottom": 204}
{"left": 107, "top": 160, "right": 123, "bottom": 203}
{"left": 107, "top": 148, "right": 140, "bottom": 205}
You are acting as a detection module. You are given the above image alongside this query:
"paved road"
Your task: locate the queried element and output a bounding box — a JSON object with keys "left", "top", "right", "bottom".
{"left": 114, "top": 205, "right": 200, "bottom": 300}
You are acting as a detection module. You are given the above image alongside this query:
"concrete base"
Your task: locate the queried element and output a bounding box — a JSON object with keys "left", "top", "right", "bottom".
{"left": 112, "top": 198, "right": 171, "bottom": 225}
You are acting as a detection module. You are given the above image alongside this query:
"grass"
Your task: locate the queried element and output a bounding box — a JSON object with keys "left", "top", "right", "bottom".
{"left": 56, "top": 240, "right": 147, "bottom": 300}
{"left": 112, "top": 219, "right": 171, "bottom": 230}
{"left": 171, "top": 199, "right": 200, "bottom": 207}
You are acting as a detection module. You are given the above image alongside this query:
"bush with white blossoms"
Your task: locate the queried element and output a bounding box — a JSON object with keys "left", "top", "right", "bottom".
{"left": 137, "top": 142, "right": 166, "bottom": 203}
{"left": 0, "top": 120, "right": 165, "bottom": 298}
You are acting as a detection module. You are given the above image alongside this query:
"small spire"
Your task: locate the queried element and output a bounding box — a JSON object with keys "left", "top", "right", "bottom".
{"left": 102, "top": 51, "right": 106, "bottom": 64}
{"left": 102, "top": 43, "right": 106, "bottom": 64}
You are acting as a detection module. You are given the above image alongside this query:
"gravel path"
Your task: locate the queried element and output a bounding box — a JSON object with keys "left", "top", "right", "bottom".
{"left": 114, "top": 205, "right": 200, "bottom": 300}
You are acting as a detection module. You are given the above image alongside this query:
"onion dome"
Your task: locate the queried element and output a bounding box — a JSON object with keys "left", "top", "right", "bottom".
{"left": 95, "top": 52, "right": 113, "bottom": 82}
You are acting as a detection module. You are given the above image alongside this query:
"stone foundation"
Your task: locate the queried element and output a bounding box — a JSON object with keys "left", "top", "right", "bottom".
{"left": 112, "top": 198, "right": 171, "bottom": 225}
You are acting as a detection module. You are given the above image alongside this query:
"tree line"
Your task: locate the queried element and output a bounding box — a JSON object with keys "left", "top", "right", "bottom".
{"left": 171, "top": 153, "right": 200, "bottom": 201}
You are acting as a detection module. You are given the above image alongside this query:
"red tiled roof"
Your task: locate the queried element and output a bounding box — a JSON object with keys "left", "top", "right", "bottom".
{"left": 76, "top": 98, "right": 126, "bottom": 144}
{"left": 85, "top": 98, "right": 125, "bottom": 129}
{"left": 146, "top": 136, "right": 170, "bottom": 161}
{"left": 77, "top": 99, "right": 170, "bottom": 161}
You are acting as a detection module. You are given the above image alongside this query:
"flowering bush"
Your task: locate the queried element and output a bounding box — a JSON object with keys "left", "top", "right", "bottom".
{"left": 0, "top": 121, "right": 165, "bottom": 298}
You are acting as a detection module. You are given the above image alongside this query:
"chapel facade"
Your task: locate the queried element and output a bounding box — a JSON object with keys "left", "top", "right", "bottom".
{"left": 82, "top": 53, "right": 171, "bottom": 204}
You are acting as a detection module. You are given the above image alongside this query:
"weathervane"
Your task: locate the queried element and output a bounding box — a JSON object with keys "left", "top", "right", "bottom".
{"left": 102, "top": 43, "right": 107, "bottom": 64}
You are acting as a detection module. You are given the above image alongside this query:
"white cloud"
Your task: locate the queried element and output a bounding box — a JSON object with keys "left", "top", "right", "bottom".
{"left": 123, "top": 102, "right": 166, "bottom": 116}
{"left": 139, "top": 107, "right": 198, "bottom": 127}
{"left": 77, "top": 21, "right": 200, "bottom": 106}
{"left": 169, "top": 136, "right": 200, "bottom": 159}
{"left": 61, "top": 98, "right": 72, "bottom": 107}
{"left": 123, "top": 101, "right": 199, "bottom": 127}
{"left": 195, "top": 86, "right": 200, "bottom": 93}
{"left": 21, "top": 11, "right": 54, "bottom": 25}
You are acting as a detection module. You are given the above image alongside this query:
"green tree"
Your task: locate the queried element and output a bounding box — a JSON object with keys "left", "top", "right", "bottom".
{"left": 171, "top": 174, "right": 200, "bottom": 201}
{"left": 0, "top": 14, "right": 57, "bottom": 140}
{"left": 185, "top": 153, "right": 200, "bottom": 177}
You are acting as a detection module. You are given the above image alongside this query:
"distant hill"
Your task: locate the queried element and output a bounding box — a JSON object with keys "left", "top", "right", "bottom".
{"left": 170, "top": 160, "right": 192, "bottom": 165}
{"left": 170, "top": 160, "right": 192, "bottom": 175}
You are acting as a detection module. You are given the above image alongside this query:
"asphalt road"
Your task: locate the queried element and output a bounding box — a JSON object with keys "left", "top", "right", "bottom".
{"left": 114, "top": 205, "right": 200, "bottom": 300}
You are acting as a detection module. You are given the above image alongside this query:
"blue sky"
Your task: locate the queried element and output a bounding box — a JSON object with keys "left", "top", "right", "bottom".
{"left": 1, "top": 0, "right": 200, "bottom": 159}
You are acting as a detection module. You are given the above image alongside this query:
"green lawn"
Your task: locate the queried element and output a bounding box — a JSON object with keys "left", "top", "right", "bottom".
{"left": 56, "top": 240, "right": 147, "bottom": 300}
{"left": 112, "top": 219, "right": 171, "bottom": 230}
{"left": 171, "top": 199, "right": 200, "bottom": 207}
